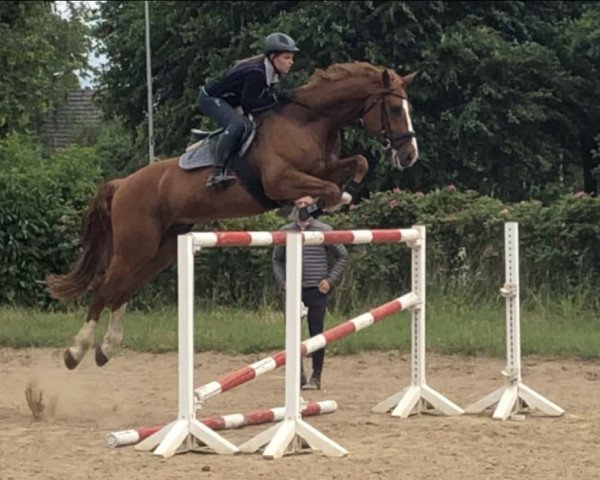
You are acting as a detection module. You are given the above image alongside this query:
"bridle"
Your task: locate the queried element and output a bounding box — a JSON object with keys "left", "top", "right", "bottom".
{"left": 286, "top": 90, "right": 417, "bottom": 150}
{"left": 361, "top": 91, "right": 417, "bottom": 150}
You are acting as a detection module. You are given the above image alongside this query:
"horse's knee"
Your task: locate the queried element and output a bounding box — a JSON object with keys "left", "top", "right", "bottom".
{"left": 322, "top": 183, "right": 342, "bottom": 208}
{"left": 355, "top": 155, "right": 369, "bottom": 177}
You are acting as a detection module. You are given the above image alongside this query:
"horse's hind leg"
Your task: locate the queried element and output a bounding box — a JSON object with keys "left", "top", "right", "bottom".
{"left": 64, "top": 293, "right": 106, "bottom": 370}
{"left": 94, "top": 231, "right": 181, "bottom": 366}
{"left": 94, "top": 302, "right": 127, "bottom": 366}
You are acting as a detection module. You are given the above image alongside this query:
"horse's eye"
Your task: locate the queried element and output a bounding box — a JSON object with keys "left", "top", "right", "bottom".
{"left": 390, "top": 106, "right": 403, "bottom": 115}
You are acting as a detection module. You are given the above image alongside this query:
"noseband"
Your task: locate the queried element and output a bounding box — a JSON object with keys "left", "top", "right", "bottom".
{"left": 361, "top": 92, "right": 417, "bottom": 150}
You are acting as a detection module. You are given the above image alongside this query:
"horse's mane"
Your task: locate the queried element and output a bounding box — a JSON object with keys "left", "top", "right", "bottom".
{"left": 267, "top": 62, "right": 397, "bottom": 117}
{"left": 298, "top": 62, "right": 385, "bottom": 92}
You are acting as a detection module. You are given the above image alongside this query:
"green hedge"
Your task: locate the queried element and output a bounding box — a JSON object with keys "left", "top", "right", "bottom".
{"left": 0, "top": 132, "right": 597, "bottom": 310}
{"left": 133, "top": 187, "right": 599, "bottom": 312}
{"left": 329, "top": 187, "right": 599, "bottom": 310}
{"left": 0, "top": 134, "right": 101, "bottom": 306}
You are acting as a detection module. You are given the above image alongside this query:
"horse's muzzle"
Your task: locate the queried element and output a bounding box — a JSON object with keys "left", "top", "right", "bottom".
{"left": 391, "top": 143, "right": 418, "bottom": 170}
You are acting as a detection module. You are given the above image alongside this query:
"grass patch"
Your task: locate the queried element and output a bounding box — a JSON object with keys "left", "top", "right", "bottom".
{"left": 0, "top": 293, "right": 598, "bottom": 359}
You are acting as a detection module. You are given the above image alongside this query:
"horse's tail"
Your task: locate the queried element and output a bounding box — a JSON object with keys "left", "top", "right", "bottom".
{"left": 46, "top": 179, "right": 121, "bottom": 301}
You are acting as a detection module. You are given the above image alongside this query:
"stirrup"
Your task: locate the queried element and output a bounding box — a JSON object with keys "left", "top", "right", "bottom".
{"left": 205, "top": 170, "right": 237, "bottom": 190}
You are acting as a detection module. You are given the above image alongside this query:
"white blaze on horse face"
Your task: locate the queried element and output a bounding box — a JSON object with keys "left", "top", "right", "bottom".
{"left": 100, "top": 303, "right": 128, "bottom": 360}
{"left": 402, "top": 98, "right": 418, "bottom": 161}
{"left": 68, "top": 320, "right": 97, "bottom": 363}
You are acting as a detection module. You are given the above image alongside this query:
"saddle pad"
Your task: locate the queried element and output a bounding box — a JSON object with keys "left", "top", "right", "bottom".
{"left": 179, "top": 141, "right": 213, "bottom": 170}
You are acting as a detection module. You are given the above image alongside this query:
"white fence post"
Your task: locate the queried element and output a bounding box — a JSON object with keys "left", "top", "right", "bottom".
{"left": 372, "top": 225, "right": 464, "bottom": 417}
{"left": 135, "top": 234, "right": 239, "bottom": 457}
{"left": 466, "top": 222, "right": 565, "bottom": 420}
{"left": 240, "top": 232, "right": 348, "bottom": 459}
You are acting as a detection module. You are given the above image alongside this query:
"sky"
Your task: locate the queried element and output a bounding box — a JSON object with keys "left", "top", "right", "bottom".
{"left": 55, "top": 1, "right": 108, "bottom": 88}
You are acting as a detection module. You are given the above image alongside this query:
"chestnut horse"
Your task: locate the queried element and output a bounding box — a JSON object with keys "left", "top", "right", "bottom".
{"left": 46, "top": 61, "right": 419, "bottom": 370}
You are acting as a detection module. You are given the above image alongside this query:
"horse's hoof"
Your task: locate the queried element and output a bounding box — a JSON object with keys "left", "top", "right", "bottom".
{"left": 95, "top": 346, "right": 109, "bottom": 367}
{"left": 64, "top": 349, "right": 79, "bottom": 370}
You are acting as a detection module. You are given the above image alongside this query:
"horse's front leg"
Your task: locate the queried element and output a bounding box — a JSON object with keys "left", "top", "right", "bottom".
{"left": 323, "top": 154, "right": 369, "bottom": 211}
{"left": 263, "top": 169, "right": 342, "bottom": 219}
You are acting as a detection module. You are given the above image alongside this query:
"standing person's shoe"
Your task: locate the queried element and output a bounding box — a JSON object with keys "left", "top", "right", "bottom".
{"left": 300, "top": 362, "right": 307, "bottom": 388}
{"left": 302, "top": 375, "right": 321, "bottom": 391}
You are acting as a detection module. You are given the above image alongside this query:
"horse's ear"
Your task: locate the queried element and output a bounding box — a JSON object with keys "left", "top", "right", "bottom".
{"left": 402, "top": 71, "right": 418, "bottom": 87}
{"left": 382, "top": 69, "right": 393, "bottom": 89}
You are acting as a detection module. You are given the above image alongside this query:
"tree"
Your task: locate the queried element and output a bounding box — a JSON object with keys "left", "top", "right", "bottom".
{"left": 559, "top": 3, "right": 600, "bottom": 195}
{"left": 93, "top": 1, "right": 600, "bottom": 200}
{"left": 0, "top": 1, "right": 90, "bottom": 138}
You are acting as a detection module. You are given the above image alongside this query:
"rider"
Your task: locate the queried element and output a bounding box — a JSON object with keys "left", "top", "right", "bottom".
{"left": 197, "top": 32, "right": 299, "bottom": 189}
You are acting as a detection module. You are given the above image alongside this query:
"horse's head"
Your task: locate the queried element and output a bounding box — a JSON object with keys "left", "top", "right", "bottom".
{"left": 361, "top": 69, "right": 419, "bottom": 170}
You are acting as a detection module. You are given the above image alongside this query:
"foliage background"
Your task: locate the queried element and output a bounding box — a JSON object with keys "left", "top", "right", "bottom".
{"left": 92, "top": 1, "right": 600, "bottom": 199}
{"left": 1, "top": 130, "right": 597, "bottom": 311}
{"left": 0, "top": 1, "right": 598, "bottom": 312}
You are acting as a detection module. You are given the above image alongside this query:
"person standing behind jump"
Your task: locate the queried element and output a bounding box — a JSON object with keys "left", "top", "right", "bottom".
{"left": 272, "top": 196, "right": 349, "bottom": 390}
{"left": 196, "top": 32, "right": 299, "bottom": 190}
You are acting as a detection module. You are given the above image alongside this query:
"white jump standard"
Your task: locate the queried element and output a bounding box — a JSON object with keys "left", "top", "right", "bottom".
{"left": 135, "top": 235, "right": 239, "bottom": 458}
{"left": 465, "top": 222, "right": 564, "bottom": 420}
{"left": 136, "top": 226, "right": 462, "bottom": 460}
{"left": 372, "top": 225, "right": 464, "bottom": 418}
{"left": 239, "top": 233, "right": 347, "bottom": 459}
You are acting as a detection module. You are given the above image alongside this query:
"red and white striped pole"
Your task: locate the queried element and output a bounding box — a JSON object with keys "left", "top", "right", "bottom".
{"left": 136, "top": 226, "right": 464, "bottom": 460}
{"left": 189, "top": 228, "right": 419, "bottom": 249}
{"left": 194, "top": 292, "right": 420, "bottom": 404}
{"left": 105, "top": 400, "right": 337, "bottom": 448}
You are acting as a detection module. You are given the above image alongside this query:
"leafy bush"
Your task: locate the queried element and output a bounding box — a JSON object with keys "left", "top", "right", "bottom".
{"left": 330, "top": 187, "right": 599, "bottom": 309}
{"left": 92, "top": 118, "right": 143, "bottom": 180}
{"left": 1, "top": 134, "right": 597, "bottom": 313}
{"left": 133, "top": 188, "right": 600, "bottom": 312}
{"left": 0, "top": 133, "right": 101, "bottom": 306}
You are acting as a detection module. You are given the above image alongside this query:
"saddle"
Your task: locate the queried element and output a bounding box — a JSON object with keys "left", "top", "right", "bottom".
{"left": 181, "top": 117, "right": 255, "bottom": 168}
{"left": 179, "top": 119, "right": 280, "bottom": 209}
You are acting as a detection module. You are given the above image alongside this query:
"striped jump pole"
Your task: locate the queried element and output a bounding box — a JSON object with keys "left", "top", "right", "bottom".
{"left": 106, "top": 400, "right": 338, "bottom": 448}
{"left": 465, "top": 222, "right": 564, "bottom": 420}
{"left": 239, "top": 232, "right": 347, "bottom": 459}
{"left": 188, "top": 228, "right": 420, "bottom": 250}
{"left": 194, "top": 292, "right": 421, "bottom": 404}
{"left": 136, "top": 226, "right": 457, "bottom": 460}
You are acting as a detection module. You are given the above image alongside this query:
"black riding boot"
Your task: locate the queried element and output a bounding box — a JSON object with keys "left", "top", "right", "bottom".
{"left": 206, "top": 134, "right": 238, "bottom": 190}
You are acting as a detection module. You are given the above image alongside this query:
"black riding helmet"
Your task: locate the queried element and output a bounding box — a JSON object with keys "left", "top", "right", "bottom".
{"left": 263, "top": 32, "right": 300, "bottom": 55}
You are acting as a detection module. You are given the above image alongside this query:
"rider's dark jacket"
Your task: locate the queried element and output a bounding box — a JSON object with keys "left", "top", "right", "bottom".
{"left": 203, "top": 57, "right": 279, "bottom": 117}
